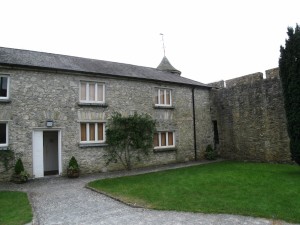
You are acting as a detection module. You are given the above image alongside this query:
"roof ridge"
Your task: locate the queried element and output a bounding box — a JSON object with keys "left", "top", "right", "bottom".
{"left": 0, "top": 46, "right": 209, "bottom": 88}
{"left": 0, "top": 46, "right": 161, "bottom": 72}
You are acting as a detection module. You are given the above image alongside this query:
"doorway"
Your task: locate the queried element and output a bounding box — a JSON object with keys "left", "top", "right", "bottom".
{"left": 212, "top": 120, "right": 219, "bottom": 148}
{"left": 32, "top": 130, "right": 62, "bottom": 178}
{"left": 43, "top": 131, "right": 59, "bottom": 176}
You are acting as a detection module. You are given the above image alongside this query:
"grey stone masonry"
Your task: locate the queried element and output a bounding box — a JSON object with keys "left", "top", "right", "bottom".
{"left": 0, "top": 65, "right": 213, "bottom": 181}
{"left": 209, "top": 68, "right": 291, "bottom": 163}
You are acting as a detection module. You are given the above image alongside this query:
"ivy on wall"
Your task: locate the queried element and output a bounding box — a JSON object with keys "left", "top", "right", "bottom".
{"left": 0, "top": 149, "right": 15, "bottom": 172}
{"left": 105, "top": 112, "right": 156, "bottom": 170}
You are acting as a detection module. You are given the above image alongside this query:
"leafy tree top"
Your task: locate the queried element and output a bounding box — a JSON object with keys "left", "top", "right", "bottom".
{"left": 106, "top": 112, "right": 156, "bottom": 150}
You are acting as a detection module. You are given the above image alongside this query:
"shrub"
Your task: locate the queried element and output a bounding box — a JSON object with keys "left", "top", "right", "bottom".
{"left": 105, "top": 112, "right": 156, "bottom": 170}
{"left": 19, "top": 171, "right": 29, "bottom": 182}
{"left": 68, "top": 156, "right": 79, "bottom": 171}
{"left": 11, "top": 158, "right": 29, "bottom": 183}
{"left": 14, "top": 158, "right": 25, "bottom": 175}
{"left": 67, "top": 156, "right": 80, "bottom": 178}
{"left": 204, "top": 145, "right": 217, "bottom": 160}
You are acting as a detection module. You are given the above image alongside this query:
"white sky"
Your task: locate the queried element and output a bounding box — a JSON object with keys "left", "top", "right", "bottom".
{"left": 1, "top": 0, "right": 299, "bottom": 84}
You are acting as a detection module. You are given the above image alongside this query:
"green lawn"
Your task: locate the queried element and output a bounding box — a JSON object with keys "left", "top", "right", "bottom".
{"left": 88, "top": 161, "right": 300, "bottom": 223}
{"left": 0, "top": 191, "right": 33, "bottom": 225}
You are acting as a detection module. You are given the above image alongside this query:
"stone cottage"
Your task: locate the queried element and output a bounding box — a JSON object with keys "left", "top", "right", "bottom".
{"left": 0, "top": 47, "right": 214, "bottom": 180}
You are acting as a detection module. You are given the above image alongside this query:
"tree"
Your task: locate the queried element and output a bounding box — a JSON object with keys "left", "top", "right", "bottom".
{"left": 105, "top": 112, "right": 156, "bottom": 170}
{"left": 279, "top": 24, "right": 300, "bottom": 165}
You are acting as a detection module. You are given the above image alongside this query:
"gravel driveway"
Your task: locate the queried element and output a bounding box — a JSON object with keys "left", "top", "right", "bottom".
{"left": 0, "top": 161, "right": 297, "bottom": 225}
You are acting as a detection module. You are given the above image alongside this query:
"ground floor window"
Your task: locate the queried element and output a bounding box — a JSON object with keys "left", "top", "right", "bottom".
{"left": 80, "top": 122, "right": 105, "bottom": 143}
{"left": 0, "top": 122, "right": 8, "bottom": 147}
{"left": 153, "top": 131, "right": 175, "bottom": 148}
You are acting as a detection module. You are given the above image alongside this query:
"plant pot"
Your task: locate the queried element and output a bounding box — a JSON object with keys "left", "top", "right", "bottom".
{"left": 10, "top": 174, "right": 28, "bottom": 184}
{"left": 67, "top": 169, "right": 80, "bottom": 178}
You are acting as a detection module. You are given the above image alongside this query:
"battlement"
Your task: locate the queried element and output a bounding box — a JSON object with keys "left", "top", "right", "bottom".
{"left": 208, "top": 67, "right": 279, "bottom": 88}
{"left": 209, "top": 66, "right": 290, "bottom": 163}
{"left": 265, "top": 67, "right": 279, "bottom": 79}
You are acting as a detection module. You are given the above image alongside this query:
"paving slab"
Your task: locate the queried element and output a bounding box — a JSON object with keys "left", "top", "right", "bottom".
{"left": 0, "top": 160, "right": 297, "bottom": 225}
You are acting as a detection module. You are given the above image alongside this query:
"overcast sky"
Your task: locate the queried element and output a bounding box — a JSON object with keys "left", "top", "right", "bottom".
{"left": 1, "top": 0, "right": 299, "bottom": 84}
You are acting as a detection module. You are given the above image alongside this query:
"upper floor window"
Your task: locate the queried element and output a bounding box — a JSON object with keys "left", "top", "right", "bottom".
{"left": 155, "top": 89, "right": 172, "bottom": 106}
{"left": 153, "top": 131, "right": 175, "bottom": 149}
{"left": 0, "top": 122, "right": 8, "bottom": 147}
{"left": 0, "top": 75, "right": 9, "bottom": 99}
{"left": 80, "top": 82, "right": 105, "bottom": 103}
{"left": 80, "top": 122, "right": 105, "bottom": 143}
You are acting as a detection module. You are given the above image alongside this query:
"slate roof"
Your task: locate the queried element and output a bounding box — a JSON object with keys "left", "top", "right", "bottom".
{"left": 0, "top": 47, "right": 209, "bottom": 88}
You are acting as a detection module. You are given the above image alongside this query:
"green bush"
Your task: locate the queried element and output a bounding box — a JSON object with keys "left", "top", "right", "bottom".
{"left": 68, "top": 156, "right": 79, "bottom": 171}
{"left": 105, "top": 112, "right": 156, "bottom": 170}
{"left": 14, "top": 158, "right": 25, "bottom": 175}
{"left": 204, "top": 145, "right": 217, "bottom": 160}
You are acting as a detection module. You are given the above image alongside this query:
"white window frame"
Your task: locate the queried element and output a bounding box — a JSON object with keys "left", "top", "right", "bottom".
{"left": 80, "top": 122, "right": 106, "bottom": 144}
{"left": 155, "top": 88, "right": 172, "bottom": 106}
{"left": 154, "top": 131, "right": 175, "bottom": 149}
{"left": 79, "top": 81, "right": 105, "bottom": 103}
{"left": 0, "top": 75, "right": 10, "bottom": 100}
{"left": 0, "top": 122, "right": 8, "bottom": 148}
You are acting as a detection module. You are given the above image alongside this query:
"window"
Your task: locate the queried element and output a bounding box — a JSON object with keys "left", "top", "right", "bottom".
{"left": 80, "top": 122, "right": 105, "bottom": 143}
{"left": 153, "top": 131, "right": 175, "bottom": 148}
{"left": 0, "top": 75, "right": 9, "bottom": 99}
{"left": 80, "top": 82, "right": 105, "bottom": 103}
{"left": 213, "top": 120, "right": 219, "bottom": 145}
{"left": 155, "top": 89, "right": 172, "bottom": 106}
{"left": 0, "top": 122, "right": 8, "bottom": 147}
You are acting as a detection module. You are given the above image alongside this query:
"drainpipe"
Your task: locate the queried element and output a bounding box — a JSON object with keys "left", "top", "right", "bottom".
{"left": 192, "top": 87, "right": 197, "bottom": 161}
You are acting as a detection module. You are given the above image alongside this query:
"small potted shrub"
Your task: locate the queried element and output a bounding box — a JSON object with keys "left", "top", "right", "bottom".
{"left": 67, "top": 156, "right": 80, "bottom": 178}
{"left": 204, "top": 144, "right": 217, "bottom": 160}
{"left": 11, "top": 158, "right": 29, "bottom": 184}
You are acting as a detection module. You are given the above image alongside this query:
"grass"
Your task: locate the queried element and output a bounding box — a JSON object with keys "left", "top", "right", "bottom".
{"left": 0, "top": 191, "right": 33, "bottom": 225}
{"left": 88, "top": 161, "right": 300, "bottom": 223}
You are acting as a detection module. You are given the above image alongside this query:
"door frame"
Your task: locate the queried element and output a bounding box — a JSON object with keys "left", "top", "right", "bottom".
{"left": 32, "top": 129, "right": 62, "bottom": 178}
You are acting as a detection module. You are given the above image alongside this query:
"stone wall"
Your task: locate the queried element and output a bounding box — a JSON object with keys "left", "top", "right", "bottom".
{"left": 210, "top": 68, "right": 291, "bottom": 163}
{"left": 0, "top": 66, "right": 213, "bottom": 180}
{"left": 194, "top": 88, "right": 214, "bottom": 159}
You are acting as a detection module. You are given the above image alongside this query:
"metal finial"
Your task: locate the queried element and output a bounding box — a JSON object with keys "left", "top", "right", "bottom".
{"left": 160, "top": 33, "right": 166, "bottom": 57}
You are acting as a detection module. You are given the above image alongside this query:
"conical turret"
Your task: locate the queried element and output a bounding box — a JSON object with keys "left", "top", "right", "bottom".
{"left": 157, "top": 56, "right": 181, "bottom": 75}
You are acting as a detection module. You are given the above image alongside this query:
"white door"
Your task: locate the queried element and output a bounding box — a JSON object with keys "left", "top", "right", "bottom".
{"left": 32, "top": 131, "right": 44, "bottom": 178}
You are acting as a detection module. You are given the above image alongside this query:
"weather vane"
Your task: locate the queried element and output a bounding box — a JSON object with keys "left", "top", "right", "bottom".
{"left": 160, "top": 33, "right": 166, "bottom": 56}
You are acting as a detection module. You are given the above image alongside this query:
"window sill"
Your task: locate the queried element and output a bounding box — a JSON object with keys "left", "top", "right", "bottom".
{"left": 79, "top": 143, "right": 108, "bottom": 148}
{"left": 153, "top": 105, "right": 175, "bottom": 109}
{"left": 0, "top": 99, "right": 11, "bottom": 103}
{"left": 0, "top": 146, "right": 9, "bottom": 150}
{"left": 153, "top": 147, "right": 177, "bottom": 153}
{"left": 78, "top": 102, "right": 108, "bottom": 107}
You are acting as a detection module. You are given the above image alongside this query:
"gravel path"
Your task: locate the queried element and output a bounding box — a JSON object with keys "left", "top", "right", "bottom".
{"left": 0, "top": 160, "right": 297, "bottom": 225}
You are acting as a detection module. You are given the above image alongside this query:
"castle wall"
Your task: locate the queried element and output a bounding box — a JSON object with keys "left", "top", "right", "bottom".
{"left": 210, "top": 68, "right": 291, "bottom": 163}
